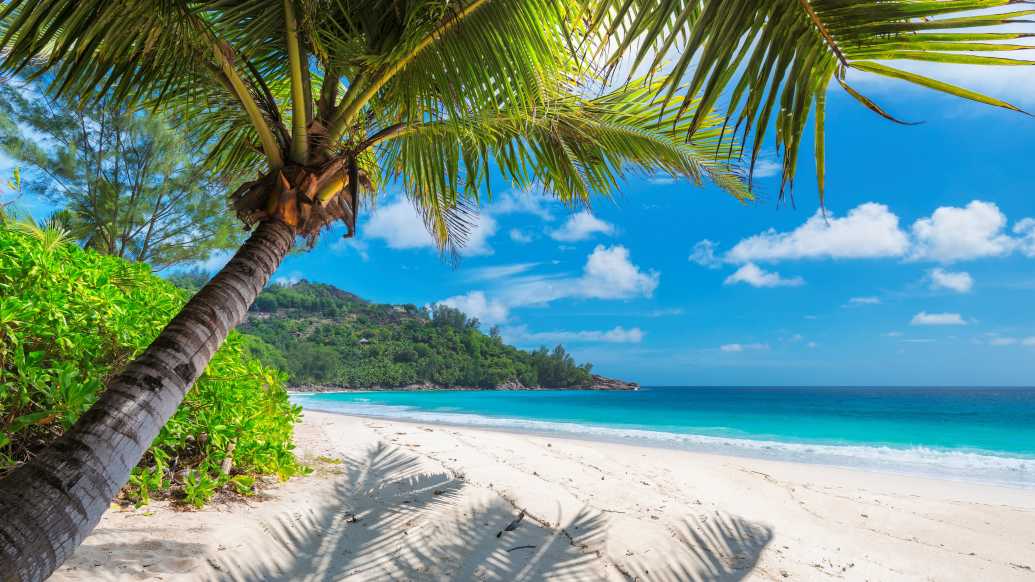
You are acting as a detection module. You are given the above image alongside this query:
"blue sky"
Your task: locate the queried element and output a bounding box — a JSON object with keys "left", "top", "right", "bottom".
{"left": 6, "top": 25, "right": 1035, "bottom": 387}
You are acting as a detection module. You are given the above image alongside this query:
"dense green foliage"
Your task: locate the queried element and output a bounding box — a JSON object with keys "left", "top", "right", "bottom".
{"left": 0, "top": 221, "right": 302, "bottom": 506}
{"left": 237, "top": 281, "right": 594, "bottom": 389}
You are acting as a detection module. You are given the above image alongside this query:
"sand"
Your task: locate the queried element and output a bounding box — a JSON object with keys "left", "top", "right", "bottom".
{"left": 51, "top": 410, "right": 1035, "bottom": 581}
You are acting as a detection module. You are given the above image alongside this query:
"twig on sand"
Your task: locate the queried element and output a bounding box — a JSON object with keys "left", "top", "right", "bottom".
{"left": 497, "top": 510, "right": 526, "bottom": 537}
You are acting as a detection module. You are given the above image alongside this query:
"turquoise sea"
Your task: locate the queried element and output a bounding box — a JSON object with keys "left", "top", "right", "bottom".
{"left": 292, "top": 387, "right": 1035, "bottom": 488}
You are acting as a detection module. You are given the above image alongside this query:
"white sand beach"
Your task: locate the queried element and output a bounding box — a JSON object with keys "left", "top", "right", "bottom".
{"left": 53, "top": 410, "right": 1035, "bottom": 581}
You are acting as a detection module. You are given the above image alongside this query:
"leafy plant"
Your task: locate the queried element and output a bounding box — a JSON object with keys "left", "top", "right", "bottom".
{"left": 0, "top": 222, "right": 303, "bottom": 504}
{"left": 182, "top": 468, "right": 219, "bottom": 508}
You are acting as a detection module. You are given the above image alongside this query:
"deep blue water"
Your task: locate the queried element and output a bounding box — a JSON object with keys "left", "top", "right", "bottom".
{"left": 292, "top": 387, "right": 1035, "bottom": 487}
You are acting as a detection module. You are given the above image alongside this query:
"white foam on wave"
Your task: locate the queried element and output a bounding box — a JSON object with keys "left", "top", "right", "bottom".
{"left": 294, "top": 397, "right": 1035, "bottom": 488}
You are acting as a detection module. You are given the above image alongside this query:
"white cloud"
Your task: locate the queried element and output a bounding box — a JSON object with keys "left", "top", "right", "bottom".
{"left": 461, "top": 245, "right": 659, "bottom": 314}
{"left": 647, "top": 175, "right": 677, "bottom": 185}
{"left": 751, "top": 159, "right": 782, "bottom": 178}
{"left": 509, "top": 228, "right": 533, "bottom": 243}
{"left": 689, "top": 240, "right": 722, "bottom": 269}
{"left": 807, "top": 341, "right": 818, "bottom": 349}
{"left": 364, "top": 199, "right": 496, "bottom": 256}
{"left": 724, "top": 263, "right": 804, "bottom": 288}
{"left": 989, "top": 337, "right": 1018, "bottom": 347}
{"left": 503, "top": 325, "right": 645, "bottom": 345}
{"left": 929, "top": 268, "right": 973, "bottom": 293}
{"left": 437, "top": 291, "right": 509, "bottom": 325}
{"left": 1015, "top": 218, "right": 1035, "bottom": 257}
{"left": 489, "top": 191, "right": 555, "bottom": 221}
{"left": 464, "top": 263, "right": 539, "bottom": 282}
{"left": 910, "top": 201, "right": 1015, "bottom": 263}
{"left": 911, "top": 311, "right": 967, "bottom": 326}
{"left": 1023, "top": 337, "right": 1035, "bottom": 347}
{"left": 549, "top": 211, "right": 615, "bottom": 242}
{"left": 579, "top": 245, "right": 660, "bottom": 298}
{"left": 720, "top": 343, "right": 769, "bottom": 353}
{"left": 884, "top": 331, "right": 903, "bottom": 337}
{"left": 330, "top": 237, "right": 370, "bottom": 261}
{"left": 849, "top": 296, "right": 881, "bottom": 305}
{"left": 272, "top": 272, "right": 303, "bottom": 287}
{"left": 646, "top": 308, "right": 685, "bottom": 317}
{"left": 365, "top": 199, "right": 436, "bottom": 250}
{"left": 726, "top": 203, "right": 909, "bottom": 263}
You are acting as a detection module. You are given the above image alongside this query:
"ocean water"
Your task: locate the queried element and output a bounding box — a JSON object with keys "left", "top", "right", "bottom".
{"left": 292, "top": 387, "right": 1035, "bottom": 488}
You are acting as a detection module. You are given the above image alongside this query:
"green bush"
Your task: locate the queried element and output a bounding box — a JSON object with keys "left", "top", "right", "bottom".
{"left": 0, "top": 220, "right": 303, "bottom": 506}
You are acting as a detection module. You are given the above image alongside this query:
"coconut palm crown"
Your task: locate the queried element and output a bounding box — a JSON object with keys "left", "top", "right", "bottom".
{"left": 0, "top": 1, "right": 1030, "bottom": 580}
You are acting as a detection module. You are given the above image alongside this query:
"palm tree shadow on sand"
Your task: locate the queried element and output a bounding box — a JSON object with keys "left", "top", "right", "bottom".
{"left": 200, "top": 442, "right": 773, "bottom": 581}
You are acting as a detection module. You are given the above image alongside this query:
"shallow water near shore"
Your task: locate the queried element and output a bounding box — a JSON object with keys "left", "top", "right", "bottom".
{"left": 293, "top": 386, "right": 1035, "bottom": 488}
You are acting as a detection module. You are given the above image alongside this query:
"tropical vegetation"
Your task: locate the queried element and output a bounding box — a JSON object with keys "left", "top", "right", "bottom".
{"left": 0, "top": 83, "right": 242, "bottom": 270}
{"left": 0, "top": 220, "right": 302, "bottom": 508}
{"left": 234, "top": 280, "right": 596, "bottom": 388}
{"left": 0, "top": 0, "right": 1030, "bottom": 579}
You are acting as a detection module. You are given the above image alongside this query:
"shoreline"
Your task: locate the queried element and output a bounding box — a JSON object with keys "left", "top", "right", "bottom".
{"left": 292, "top": 398, "right": 1035, "bottom": 490}
{"left": 54, "top": 410, "right": 1035, "bottom": 581}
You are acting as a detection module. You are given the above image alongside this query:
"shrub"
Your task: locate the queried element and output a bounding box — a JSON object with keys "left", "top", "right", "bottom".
{"left": 0, "top": 220, "right": 303, "bottom": 506}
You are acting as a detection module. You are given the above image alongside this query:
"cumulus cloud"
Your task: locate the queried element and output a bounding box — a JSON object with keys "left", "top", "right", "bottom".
{"left": 579, "top": 245, "right": 659, "bottom": 298}
{"left": 725, "top": 203, "right": 909, "bottom": 263}
{"left": 689, "top": 240, "right": 722, "bottom": 269}
{"left": 911, "top": 311, "right": 967, "bottom": 326}
{"left": 549, "top": 211, "right": 616, "bottom": 242}
{"left": 989, "top": 337, "right": 1018, "bottom": 347}
{"left": 503, "top": 325, "right": 645, "bottom": 345}
{"left": 910, "top": 201, "right": 1015, "bottom": 263}
{"left": 509, "top": 228, "right": 533, "bottom": 243}
{"left": 929, "top": 268, "right": 973, "bottom": 293}
{"left": 1015, "top": 218, "right": 1035, "bottom": 257}
{"left": 697, "top": 201, "right": 1035, "bottom": 277}
{"left": 724, "top": 263, "right": 804, "bottom": 288}
{"left": 441, "top": 245, "right": 659, "bottom": 321}
{"left": 720, "top": 343, "right": 769, "bottom": 353}
{"left": 365, "top": 199, "right": 496, "bottom": 256}
{"left": 437, "top": 291, "right": 509, "bottom": 325}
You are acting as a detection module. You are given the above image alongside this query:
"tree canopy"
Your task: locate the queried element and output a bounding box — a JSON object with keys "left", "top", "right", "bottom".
{"left": 0, "top": 83, "right": 242, "bottom": 269}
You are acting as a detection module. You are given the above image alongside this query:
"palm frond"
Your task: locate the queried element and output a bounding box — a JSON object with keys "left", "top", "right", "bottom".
{"left": 591, "top": 0, "right": 1034, "bottom": 201}
{"left": 375, "top": 75, "right": 749, "bottom": 250}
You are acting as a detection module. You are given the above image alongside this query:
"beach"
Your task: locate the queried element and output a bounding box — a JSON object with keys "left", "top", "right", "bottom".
{"left": 53, "top": 409, "right": 1035, "bottom": 581}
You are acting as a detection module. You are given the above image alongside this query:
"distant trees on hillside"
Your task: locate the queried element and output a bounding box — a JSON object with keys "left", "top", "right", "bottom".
{"left": 239, "top": 281, "right": 593, "bottom": 389}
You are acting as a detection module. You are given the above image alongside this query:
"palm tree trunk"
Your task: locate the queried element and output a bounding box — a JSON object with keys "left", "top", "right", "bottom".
{"left": 0, "top": 219, "right": 295, "bottom": 582}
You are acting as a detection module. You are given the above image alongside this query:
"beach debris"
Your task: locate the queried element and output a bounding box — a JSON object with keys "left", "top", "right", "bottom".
{"left": 497, "top": 510, "right": 526, "bottom": 537}
{"left": 780, "top": 569, "right": 790, "bottom": 578}
{"left": 507, "top": 545, "right": 537, "bottom": 553}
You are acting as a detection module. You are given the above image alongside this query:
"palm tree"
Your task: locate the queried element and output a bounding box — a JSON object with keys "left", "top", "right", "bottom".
{"left": 0, "top": 1, "right": 1028, "bottom": 579}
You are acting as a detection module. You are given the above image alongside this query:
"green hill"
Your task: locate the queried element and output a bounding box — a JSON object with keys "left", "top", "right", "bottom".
{"left": 226, "top": 280, "right": 634, "bottom": 390}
